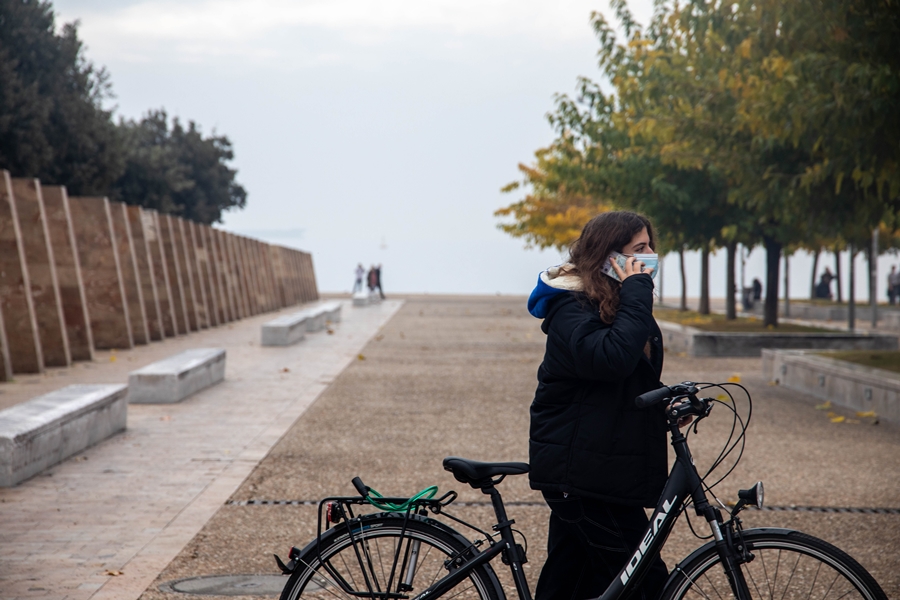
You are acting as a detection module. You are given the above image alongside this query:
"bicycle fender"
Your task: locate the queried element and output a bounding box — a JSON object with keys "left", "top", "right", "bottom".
{"left": 662, "top": 527, "right": 798, "bottom": 591}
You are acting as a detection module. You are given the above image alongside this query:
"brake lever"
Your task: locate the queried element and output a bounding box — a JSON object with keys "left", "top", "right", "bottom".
{"left": 691, "top": 398, "right": 714, "bottom": 434}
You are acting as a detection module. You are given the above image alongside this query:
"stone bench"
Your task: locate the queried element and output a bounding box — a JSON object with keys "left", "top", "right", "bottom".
{"left": 261, "top": 302, "right": 342, "bottom": 346}
{"left": 0, "top": 384, "right": 128, "bottom": 487}
{"left": 763, "top": 349, "right": 900, "bottom": 425}
{"left": 128, "top": 348, "right": 226, "bottom": 404}
{"left": 657, "top": 319, "right": 898, "bottom": 357}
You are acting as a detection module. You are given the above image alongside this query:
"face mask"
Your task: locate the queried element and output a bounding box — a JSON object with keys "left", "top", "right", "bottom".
{"left": 633, "top": 253, "right": 659, "bottom": 279}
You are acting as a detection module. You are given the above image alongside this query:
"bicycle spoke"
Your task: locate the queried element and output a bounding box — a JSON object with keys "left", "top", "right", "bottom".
{"left": 805, "top": 555, "right": 823, "bottom": 600}
{"left": 821, "top": 570, "right": 842, "bottom": 600}
{"left": 745, "top": 556, "right": 765, "bottom": 599}
{"left": 777, "top": 549, "right": 802, "bottom": 600}
{"left": 700, "top": 571, "right": 722, "bottom": 600}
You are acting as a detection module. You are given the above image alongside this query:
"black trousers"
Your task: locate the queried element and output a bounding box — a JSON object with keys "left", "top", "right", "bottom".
{"left": 535, "top": 492, "right": 668, "bottom": 600}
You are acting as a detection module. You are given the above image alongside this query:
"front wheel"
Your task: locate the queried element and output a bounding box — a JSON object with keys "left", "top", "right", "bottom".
{"left": 280, "top": 514, "right": 504, "bottom": 600}
{"left": 661, "top": 528, "right": 887, "bottom": 600}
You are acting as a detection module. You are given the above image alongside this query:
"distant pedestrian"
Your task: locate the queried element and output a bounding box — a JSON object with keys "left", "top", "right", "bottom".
{"left": 752, "top": 278, "right": 762, "bottom": 301}
{"left": 367, "top": 265, "right": 377, "bottom": 292}
{"left": 353, "top": 263, "right": 365, "bottom": 293}
{"left": 374, "top": 264, "right": 385, "bottom": 299}
{"left": 816, "top": 268, "right": 834, "bottom": 300}
{"left": 889, "top": 266, "right": 900, "bottom": 305}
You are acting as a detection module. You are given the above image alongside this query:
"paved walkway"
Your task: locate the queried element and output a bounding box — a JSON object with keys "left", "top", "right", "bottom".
{"left": 0, "top": 299, "right": 403, "bottom": 600}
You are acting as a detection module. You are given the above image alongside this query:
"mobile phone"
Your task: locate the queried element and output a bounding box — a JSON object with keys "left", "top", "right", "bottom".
{"left": 600, "top": 251, "right": 629, "bottom": 282}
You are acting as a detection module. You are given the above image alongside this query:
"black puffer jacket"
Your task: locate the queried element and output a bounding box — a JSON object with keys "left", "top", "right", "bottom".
{"left": 529, "top": 274, "right": 667, "bottom": 507}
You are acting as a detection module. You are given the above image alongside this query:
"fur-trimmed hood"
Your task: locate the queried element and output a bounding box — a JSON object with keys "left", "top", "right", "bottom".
{"left": 527, "top": 264, "right": 583, "bottom": 318}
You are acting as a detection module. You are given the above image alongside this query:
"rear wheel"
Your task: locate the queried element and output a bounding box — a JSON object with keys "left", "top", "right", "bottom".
{"left": 661, "top": 529, "right": 887, "bottom": 600}
{"left": 280, "top": 515, "right": 504, "bottom": 600}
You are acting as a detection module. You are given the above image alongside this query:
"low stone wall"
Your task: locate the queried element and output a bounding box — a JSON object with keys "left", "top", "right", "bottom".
{"left": 762, "top": 349, "right": 900, "bottom": 425}
{"left": 658, "top": 320, "right": 898, "bottom": 357}
{"left": 0, "top": 169, "right": 318, "bottom": 381}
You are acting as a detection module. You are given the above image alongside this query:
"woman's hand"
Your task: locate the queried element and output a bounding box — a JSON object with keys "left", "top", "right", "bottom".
{"left": 610, "top": 255, "right": 655, "bottom": 281}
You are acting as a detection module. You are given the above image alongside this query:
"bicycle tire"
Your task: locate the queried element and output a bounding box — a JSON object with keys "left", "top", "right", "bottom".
{"left": 660, "top": 528, "right": 887, "bottom": 600}
{"left": 279, "top": 514, "right": 505, "bottom": 600}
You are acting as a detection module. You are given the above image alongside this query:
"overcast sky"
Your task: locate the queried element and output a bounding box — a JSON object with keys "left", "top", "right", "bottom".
{"left": 50, "top": 0, "right": 887, "bottom": 301}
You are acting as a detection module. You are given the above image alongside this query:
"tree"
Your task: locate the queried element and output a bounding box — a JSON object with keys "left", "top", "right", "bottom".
{"left": 111, "top": 110, "right": 247, "bottom": 224}
{"left": 0, "top": 0, "right": 122, "bottom": 194}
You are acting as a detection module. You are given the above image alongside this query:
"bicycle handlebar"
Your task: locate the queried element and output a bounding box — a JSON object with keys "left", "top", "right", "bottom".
{"left": 635, "top": 382, "right": 700, "bottom": 409}
{"left": 635, "top": 385, "right": 674, "bottom": 408}
{"left": 351, "top": 476, "right": 368, "bottom": 497}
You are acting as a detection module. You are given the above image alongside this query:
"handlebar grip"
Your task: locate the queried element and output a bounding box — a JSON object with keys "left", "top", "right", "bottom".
{"left": 635, "top": 385, "right": 672, "bottom": 409}
{"left": 351, "top": 476, "right": 368, "bottom": 497}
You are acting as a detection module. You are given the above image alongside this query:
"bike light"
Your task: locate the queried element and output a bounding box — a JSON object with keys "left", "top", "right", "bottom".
{"left": 739, "top": 482, "right": 764, "bottom": 510}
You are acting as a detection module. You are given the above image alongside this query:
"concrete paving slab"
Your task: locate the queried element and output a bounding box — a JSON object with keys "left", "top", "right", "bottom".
{"left": 0, "top": 298, "right": 402, "bottom": 600}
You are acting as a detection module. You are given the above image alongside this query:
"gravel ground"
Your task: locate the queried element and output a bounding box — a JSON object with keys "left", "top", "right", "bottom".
{"left": 139, "top": 295, "right": 900, "bottom": 600}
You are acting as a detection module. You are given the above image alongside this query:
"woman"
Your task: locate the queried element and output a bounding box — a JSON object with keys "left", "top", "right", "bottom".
{"left": 527, "top": 211, "right": 671, "bottom": 600}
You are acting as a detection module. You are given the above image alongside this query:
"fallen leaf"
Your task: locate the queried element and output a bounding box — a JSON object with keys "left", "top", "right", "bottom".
{"left": 105, "top": 570, "right": 123, "bottom": 576}
{"left": 281, "top": 367, "right": 290, "bottom": 373}
{"left": 326, "top": 329, "right": 334, "bottom": 335}
{"left": 768, "top": 380, "right": 778, "bottom": 386}
{"left": 375, "top": 335, "right": 384, "bottom": 341}
{"left": 815, "top": 401, "right": 832, "bottom": 410}
{"left": 856, "top": 411, "right": 877, "bottom": 418}
{"left": 716, "top": 394, "right": 731, "bottom": 402}
{"left": 830, "top": 415, "right": 845, "bottom": 423}
{"left": 846, "top": 419, "right": 860, "bottom": 424}
{"left": 399, "top": 332, "right": 406, "bottom": 339}
{"left": 109, "top": 355, "right": 117, "bottom": 363}
{"left": 826, "top": 411, "right": 838, "bottom": 418}
{"left": 727, "top": 374, "right": 741, "bottom": 383}
{"left": 357, "top": 354, "right": 365, "bottom": 361}
{"left": 160, "top": 415, "right": 171, "bottom": 421}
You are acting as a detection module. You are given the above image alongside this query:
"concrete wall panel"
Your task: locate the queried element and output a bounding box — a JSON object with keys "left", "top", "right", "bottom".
{"left": 126, "top": 206, "right": 164, "bottom": 341}
{"left": 0, "top": 296, "right": 11, "bottom": 382}
{"left": 225, "top": 233, "right": 247, "bottom": 319}
{"left": 239, "top": 237, "right": 259, "bottom": 315}
{"left": 0, "top": 172, "right": 43, "bottom": 373}
{"left": 144, "top": 210, "right": 177, "bottom": 337}
{"left": 110, "top": 202, "right": 149, "bottom": 345}
{"left": 212, "top": 229, "right": 236, "bottom": 322}
{"left": 194, "top": 225, "right": 219, "bottom": 327}
{"left": 207, "top": 227, "right": 231, "bottom": 323}
{"left": 41, "top": 186, "right": 94, "bottom": 361}
{"left": 186, "top": 222, "right": 211, "bottom": 328}
{"left": 11, "top": 178, "right": 70, "bottom": 367}
{"left": 174, "top": 218, "right": 200, "bottom": 332}
{"left": 67, "top": 196, "right": 133, "bottom": 350}
{"left": 159, "top": 215, "right": 189, "bottom": 334}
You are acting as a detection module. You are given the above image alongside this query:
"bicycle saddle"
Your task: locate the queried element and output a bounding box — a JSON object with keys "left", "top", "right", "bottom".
{"left": 442, "top": 456, "right": 529, "bottom": 487}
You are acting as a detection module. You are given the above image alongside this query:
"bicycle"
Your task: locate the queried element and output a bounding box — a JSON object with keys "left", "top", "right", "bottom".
{"left": 273, "top": 381, "right": 888, "bottom": 600}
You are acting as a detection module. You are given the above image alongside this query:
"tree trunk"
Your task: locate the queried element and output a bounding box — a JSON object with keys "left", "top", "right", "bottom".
{"left": 726, "top": 241, "right": 737, "bottom": 319}
{"left": 848, "top": 244, "right": 855, "bottom": 331}
{"left": 834, "top": 246, "right": 843, "bottom": 302}
{"left": 658, "top": 256, "right": 663, "bottom": 304}
{"left": 810, "top": 249, "right": 819, "bottom": 300}
{"left": 784, "top": 254, "right": 790, "bottom": 318}
{"left": 699, "top": 246, "right": 710, "bottom": 315}
{"left": 764, "top": 236, "right": 781, "bottom": 327}
{"left": 871, "top": 228, "right": 879, "bottom": 327}
{"left": 679, "top": 247, "right": 687, "bottom": 311}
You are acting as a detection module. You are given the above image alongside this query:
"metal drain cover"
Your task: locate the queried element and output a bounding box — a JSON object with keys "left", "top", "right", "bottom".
{"left": 161, "top": 574, "right": 287, "bottom": 596}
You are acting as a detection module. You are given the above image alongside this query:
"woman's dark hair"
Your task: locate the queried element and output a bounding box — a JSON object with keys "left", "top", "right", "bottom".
{"left": 562, "top": 211, "right": 656, "bottom": 324}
